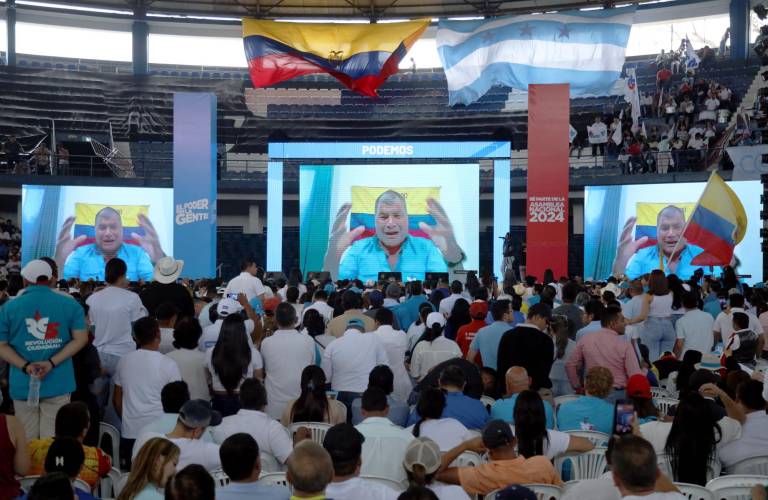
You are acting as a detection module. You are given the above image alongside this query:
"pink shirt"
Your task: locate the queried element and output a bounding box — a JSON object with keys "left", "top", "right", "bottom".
{"left": 565, "top": 328, "right": 642, "bottom": 389}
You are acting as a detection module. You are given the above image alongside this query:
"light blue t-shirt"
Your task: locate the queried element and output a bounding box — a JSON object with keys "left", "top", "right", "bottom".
{"left": 490, "top": 393, "right": 555, "bottom": 429}
{"left": 63, "top": 242, "right": 154, "bottom": 281}
{"left": 556, "top": 395, "right": 613, "bottom": 435}
{"left": 338, "top": 235, "right": 447, "bottom": 283}
{"left": 575, "top": 321, "right": 602, "bottom": 342}
{"left": 216, "top": 482, "right": 291, "bottom": 500}
{"left": 0, "top": 285, "right": 86, "bottom": 400}
{"left": 134, "top": 484, "right": 164, "bottom": 500}
{"left": 625, "top": 244, "right": 721, "bottom": 281}
{"left": 469, "top": 321, "right": 511, "bottom": 370}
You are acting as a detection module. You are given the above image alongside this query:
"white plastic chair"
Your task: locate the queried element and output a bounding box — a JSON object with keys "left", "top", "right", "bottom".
{"left": 480, "top": 395, "right": 496, "bottom": 411}
{"left": 450, "top": 450, "right": 484, "bottom": 468}
{"left": 259, "top": 471, "right": 291, "bottom": 489}
{"left": 650, "top": 387, "right": 670, "bottom": 399}
{"left": 674, "top": 482, "right": 715, "bottom": 500}
{"left": 562, "top": 480, "right": 580, "bottom": 492}
{"left": 553, "top": 447, "right": 608, "bottom": 481}
{"left": 655, "top": 397, "right": 678, "bottom": 417}
{"left": 361, "top": 475, "right": 406, "bottom": 492}
{"left": 658, "top": 453, "right": 719, "bottom": 482}
{"left": 99, "top": 422, "right": 121, "bottom": 471}
{"left": 665, "top": 371, "right": 679, "bottom": 396}
{"left": 524, "top": 483, "right": 563, "bottom": 500}
{"left": 564, "top": 430, "right": 610, "bottom": 446}
{"left": 74, "top": 478, "right": 91, "bottom": 493}
{"left": 730, "top": 456, "right": 768, "bottom": 475}
{"left": 553, "top": 395, "right": 581, "bottom": 411}
{"left": 260, "top": 451, "right": 284, "bottom": 473}
{"left": 485, "top": 490, "right": 500, "bottom": 500}
{"left": 288, "top": 422, "right": 332, "bottom": 445}
{"left": 706, "top": 474, "right": 768, "bottom": 500}
{"left": 98, "top": 467, "right": 123, "bottom": 498}
{"left": 210, "top": 468, "right": 230, "bottom": 487}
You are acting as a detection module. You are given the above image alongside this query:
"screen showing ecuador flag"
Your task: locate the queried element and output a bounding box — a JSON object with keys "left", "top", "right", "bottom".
{"left": 583, "top": 181, "right": 762, "bottom": 282}
{"left": 300, "top": 164, "right": 479, "bottom": 282}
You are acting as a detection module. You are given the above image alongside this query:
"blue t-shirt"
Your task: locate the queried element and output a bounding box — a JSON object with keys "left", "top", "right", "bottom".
{"left": 575, "top": 321, "right": 603, "bottom": 342}
{"left": 625, "top": 244, "right": 721, "bottom": 281}
{"left": 490, "top": 393, "right": 555, "bottom": 429}
{"left": 468, "top": 321, "right": 511, "bottom": 370}
{"left": 338, "top": 235, "right": 447, "bottom": 283}
{"left": 0, "top": 285, "right": 86, "bottom": 400}
{"left": 391, "top": 295, "right": 431, "bottom": 333}
{"left": 63, "top": 242, "right": 154, "bottom": 281}
{"left": 406, "top": 391, "right": 490, "bottom": 429}
{"left": 556, "top": 396, "right": 613, "bottom": 435}
{"left": 703, "top": 299, "right": 723, "bottom": 320}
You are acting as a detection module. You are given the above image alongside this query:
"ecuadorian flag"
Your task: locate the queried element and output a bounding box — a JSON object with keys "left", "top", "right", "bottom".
{"left": 74, "top": 203, "right": 148, "bottom": 247}
{"left": 350, "top": 186, "right": 439, "bottom": 241}
{"left": 634, "top": 202, "right": 696, "bottom": 248}
{"left": 682, "top": 172, "right": 747, "bottom": 266}
{"left": 242, "top": 18, "right": 429, "bottom": 97}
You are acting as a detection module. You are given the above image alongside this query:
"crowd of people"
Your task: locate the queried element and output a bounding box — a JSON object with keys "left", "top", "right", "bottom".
{"left": 0, "top": 136, "right": 69, "bottom": 175}
{"left": 0, "top": 253, "right": 767, "bottom": 499}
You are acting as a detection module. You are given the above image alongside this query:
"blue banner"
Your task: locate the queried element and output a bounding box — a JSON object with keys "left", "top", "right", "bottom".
{"left": 268, "top": 141, "right": 510, "bottom": 159}
{"left": 173, "top": 93, "right": 217, "bottom": 279}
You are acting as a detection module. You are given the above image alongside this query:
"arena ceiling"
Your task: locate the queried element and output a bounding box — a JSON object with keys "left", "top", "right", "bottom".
{"left": 41, "top": 0, "right": 650, "bottom": 21}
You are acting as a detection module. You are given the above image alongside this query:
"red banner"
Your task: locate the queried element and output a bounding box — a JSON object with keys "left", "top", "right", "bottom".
{"left": 526, "top": 84, "right": 569, "bottom": 280}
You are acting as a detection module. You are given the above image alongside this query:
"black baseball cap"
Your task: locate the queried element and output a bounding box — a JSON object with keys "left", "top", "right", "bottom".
{"left": 482, "top": 419, "right": 515, "bottom": 449}
{"left": 322, "top": 423, "right": 365, "bottom": 465}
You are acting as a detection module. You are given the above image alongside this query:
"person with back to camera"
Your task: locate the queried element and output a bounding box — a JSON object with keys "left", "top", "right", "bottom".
{"left": 325, "top": 190, "right": 464, "bottom": 282}
{"left": 56, "top": 207, "right": 165, "bottom": 282}
{"left": 612, "top": 205, "right": 724, "bottom": 280}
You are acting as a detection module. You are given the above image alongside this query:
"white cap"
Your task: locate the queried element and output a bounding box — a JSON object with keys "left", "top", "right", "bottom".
{"left": 426, "top": 312, "right": 446, "bottom": 328}
{"left": 21, "top": 260, "right": 53, "bottom": 283}
{"left": 217, "top": 298, "right": 243, "bottom": 317}
{"left": 153, "top": 256, "right": 184, "bottom": 284}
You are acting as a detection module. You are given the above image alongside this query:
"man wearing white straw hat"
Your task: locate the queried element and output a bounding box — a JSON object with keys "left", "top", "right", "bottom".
{"left": 139, "top": 256, "right": 194, "bottom": 318}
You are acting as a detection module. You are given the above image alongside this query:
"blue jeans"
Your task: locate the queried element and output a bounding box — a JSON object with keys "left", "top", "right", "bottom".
{"left": 641, "top": 317, "right": 676, "bottom": 362}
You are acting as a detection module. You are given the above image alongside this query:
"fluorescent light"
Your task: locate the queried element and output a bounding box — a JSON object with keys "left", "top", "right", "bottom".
{"left": 147, "top": 12, "right": 241, "bottom": 21}
{"left": 16, "top": 0, "right": 132, "bottom": 15}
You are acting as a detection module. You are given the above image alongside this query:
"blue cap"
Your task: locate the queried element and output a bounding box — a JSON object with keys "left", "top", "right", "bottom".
{"left": 346, "top": 318, "right": 366, "bottom": 331}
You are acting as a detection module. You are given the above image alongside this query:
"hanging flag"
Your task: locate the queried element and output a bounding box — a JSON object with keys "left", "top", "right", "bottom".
{"left": 437, "top": 6, "right": 634, "bottom": 105}
{"left": 624, "top": 67, "right": 641, "bottom": 132}
{"left": 569, "top": 124, "right": 578, "bottom": 142}
{"left": 681, "top": 172, "right": 748, "bottom": 266}
{"left": 612, "top": 110, "right": 623, "bottom": 145}
{"left": 242, "top": 18, "right": 429, "bottom": 97}
{"left": 641, "top": 121, "right": 648, "bottom": 138}
{"left": 683, "top": 36, "right": 700, "bottom": 71}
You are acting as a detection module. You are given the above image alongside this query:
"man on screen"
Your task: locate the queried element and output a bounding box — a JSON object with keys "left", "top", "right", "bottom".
{"left": 55, "top": 207, "right": 165, "bottom": 282}
{"left": 323, "top": 190, "right": 464, "bottom": 282}
{"left": 611, "top": 205, "right": 721, "bottom": 280}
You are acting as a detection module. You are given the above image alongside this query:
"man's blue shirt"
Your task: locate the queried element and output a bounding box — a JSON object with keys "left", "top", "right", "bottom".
{"left": 468, "top": 321, "right": 510, "bottom": 370}
{"left": 490, "top": 393, "right": 555, "bottom": 429}
{"left": 63, "top": 243, "right": 154, "bottom": 281}
{"left": 406, "top": 391, "right": 490, "bottom": 429}
{"left": 0, "top": 286, "right": 86, "bottom": 400}
{"left": 338, "top": 235, "right": 447, "bottom": 283}
{"left": 390, "top": 295, "right": 431, "bottom": 331}
{"left": 625, "top": 244, "right": 721, "bottom": 280}
{"left": 575, "top": 321, "right": 603, "bottom": 342}
{"left": 556, "top": 395, "right": 613, "bottom": 435}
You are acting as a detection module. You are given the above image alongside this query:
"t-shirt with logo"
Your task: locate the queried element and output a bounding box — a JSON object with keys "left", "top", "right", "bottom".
{"left": 0, "top": 285, "right": 86, "bottom": 400}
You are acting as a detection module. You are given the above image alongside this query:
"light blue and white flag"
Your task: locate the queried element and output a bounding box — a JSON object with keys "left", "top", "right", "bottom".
{"left": 437, "top": 7, "right": 635, "bottom": 105}
{"left": 683, "top": 36, "right": 700, "bottom": 71}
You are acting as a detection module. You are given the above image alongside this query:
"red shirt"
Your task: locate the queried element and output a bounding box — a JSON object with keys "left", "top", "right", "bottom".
{"left": 628, "top": 143, "right": 642, "bottom": 156}
{"left": 456, "top": 319, "right": 488, "bottom": 361}
{"left": 656, "top": 68, "right": 672, "bottom": 81}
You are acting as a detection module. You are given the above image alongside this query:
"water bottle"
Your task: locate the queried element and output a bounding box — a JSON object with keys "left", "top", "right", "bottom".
{"left": 27, "top": 375, "right": 40, "bottom": 408}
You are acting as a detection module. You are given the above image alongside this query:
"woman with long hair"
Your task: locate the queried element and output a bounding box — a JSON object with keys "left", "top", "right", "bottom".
{"left": 639, "top": 270, "right": 677, "bottom": 362}
{"left": 666, "top": 274, "right": 686, "bottom": 326}
{"left": 205, "top": 315, "right": 263, "bottom": 417}
{"left": 548, "top": 315, "right": 575, "bottom": 397}
{"left": 301, "top": 308, "right": 334, "bottom": 365}
{"left": 407, "top": 388, "right": 472, "bottom": 451}
{"left": 665, "top": 392, "right": 722, "bottom": 485}
{"left": 513, "top": 390, "right": 593, "bottom": 459}
{"left": 409, "top": 313, "right": 462, "bottom": 381}
{"left": 675, "top": 350, "right": 703, "bottom": 394}
{"left": 118, "top": 437, "right": 179, "bottom": 500}
{"left": 444, "top": 298, "right": 471, "bottom": 341}
{"left": 281, "top": 365, "right": 346, "bottom": 426}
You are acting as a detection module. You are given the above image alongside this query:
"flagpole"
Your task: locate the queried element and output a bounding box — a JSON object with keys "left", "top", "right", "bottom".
{"left": 666, "top": 171, "right": 716, "bottom": 268}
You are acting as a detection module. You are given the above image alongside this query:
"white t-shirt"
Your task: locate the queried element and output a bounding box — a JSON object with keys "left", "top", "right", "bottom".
{"left": 561, "top": 472, "right": 619, "bottom": 500}
{"left": 87, "top": 286, "right": 148, "bottom": 357}
{"left": 211, "top": 409, "right": 293, "bottom": 464}
{"left": 198, "top": 319, "right": 255, "bottom": 351}
{"left": 204, "top": 346, "right": 263, "bottom": 393}
{"left": 705, "top": 98, "right": 720, "bottom": 111}
{"left": 640, "top": 417, "right": 742, "bottom": 455}
{"left": 624, "top": 494, "right": 686, "bottom": 500}
{"left": 439, "top": 293, "right": 465, "bottom": 317}
{"left": 509, "top": 426, "right": 571, "bottom": 459}
{"left": 406, "top": 322, "right": 426, "bottom": 352}
{"left": 303, "top": 301, "right": 334, "bottom": 324}
{"left": 675, "top": 309, "right": 715, "bottom": 356}
{"left": 372, "top": 325, "right": 412, "bottom": 402}
{"left": 325, "top": 477, "right": 399, "bottom": 500}
{"left": 225, "top": 272, "right": 265, "bottom": 301}
{"left": 166, "top": 348, "right": 210, "bottom": 401}
{"left": 648, "top": 294, "right": 674, "bottom": 317}
{"left": 322, "top": 329, "right": 388, "bottom": 393}
{"left": 260, "top": 329, "right": 316, "bottom": 419}
{"left": 409, "top": 336, "right": 462, "bottom": 380}
{"left": 428, "top": 482, "right": 471, "bottom": 500}
{"left": 159, "top": 327, "right": 175, "bottom": 354}
{"left": 714, "top": 308, "right": 763, "bottom": 342}
{"left": 114, "top": 349, "right": 181, "bottom": 439}
{"left": 623, "top": 295, "right": 644, "bottom": 340}
{"left": 132, "top": 432, "right": 221, "bottom": 471}
{"left": 406, "top": 418, "right": 474, "bottom": 451}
